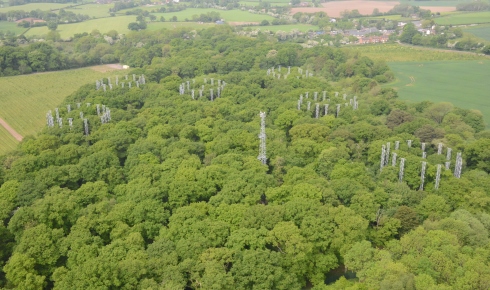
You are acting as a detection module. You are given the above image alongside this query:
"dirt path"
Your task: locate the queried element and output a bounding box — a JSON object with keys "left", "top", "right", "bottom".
{"left": 0, "top": 118, "right": 23, "bottom": 141}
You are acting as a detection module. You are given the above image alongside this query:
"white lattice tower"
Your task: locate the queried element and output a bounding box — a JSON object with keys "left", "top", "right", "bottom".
{"left": 210, "top": 89, "right": 214, "bottom": 101}
{"left": 278, "top": 65, "right": 281, "bottom": 72}
{"left": 306, "top": 92, "right": 309, "bottom": 99}
{"left": 454, "top": 152, "right": 463, "bottom": 178}
{"left": 385, "top": 142, "right": 391, "bottom": 166}
{"left": 79, "top": 112, "right": 83, "bottom": 119}
{"left": 395, "top": 141, "right": 400, "bottom": 150}
{"left": 343, "top": 93, "right": 347, "bottom": 100}
{"left": 407, "top": 140, "right": 412, "bottom": 148}
{"left": 399, "top": 158, "right": 405, "bottom": 182}
{"left": 380, "top": 145, "right": 386, "bottom": 171}
{"left": 84, "top": 119, "right": 89, "bottom": 136}
{"left": 419, "top": 161, "right": 427, "bottom": 191}
{"left": 435, "top": 164, "right": 442, "bottom": 189}
{"left": 307, "top": 101, "right": 311, "bottom": 111}
{"left": 335, "top": 92, "right": 339, "bottom": 97}
{"left": 422, "top": 152, "right": 427, "bottom": 159}
{"left": 324, "top": 104, "right": 329, "bottom": 116}
{"left": 211, "top": 78, "right": 214, "bottom": 85}
{"left": 445, "top": 161, "right": 451, "bottom": 170}
{"left": 336, "top": 104, "right": 340, "bottom": 117}
{"left": 297, "top": 99, "right": 301, "bottom": 111}
{"left": 315, "top": 103, "right": 320, "bottom": 119}
{"left": 314, "top": 92, "right": 318, "bottom": 101}
{"left": 257, "top": 112, "right": 267, "bottom": 165}
{"left": 323, "top": 91, "right": 326, "bottom": 101}
{"left": 446, "top": 148, "right": 452, "bottom": 160}
{"left": 67, "top": 104, "right": 71, "bottom": 113}
{"left": 392, "top": 152, "right": 397, "bottom": 167}
{"left": 421, "top": 142, "right": 426, "bottom": 152}
{"left": 68, "top": 118, "right": 73, "bottom": 128}
{"left": 191, "top": 90, "right": 195, "bottom": 100}
{"left": 300, "top": 94, "right": 303, "bottom": 104}
{"left": 437, "top": 143, "right": 443, "bottom": 155}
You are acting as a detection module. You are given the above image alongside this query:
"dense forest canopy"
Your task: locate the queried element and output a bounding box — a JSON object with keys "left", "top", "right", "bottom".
{"left": 1, "top": 26, "right": 490, "bottom": 289}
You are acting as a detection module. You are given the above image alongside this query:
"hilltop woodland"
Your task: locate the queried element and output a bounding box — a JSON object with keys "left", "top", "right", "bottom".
{"left": 1, "top": 26, "right": 490, "bottom": 289}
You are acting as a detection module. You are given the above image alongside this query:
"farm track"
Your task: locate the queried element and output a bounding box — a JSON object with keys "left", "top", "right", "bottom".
{"left": 0, "top": 118, "right": 23, "bottom": 141}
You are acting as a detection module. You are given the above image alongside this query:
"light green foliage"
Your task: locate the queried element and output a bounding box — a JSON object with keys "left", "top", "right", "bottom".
{"left": 0, "top": 27, "right": 488, "bottom": 290}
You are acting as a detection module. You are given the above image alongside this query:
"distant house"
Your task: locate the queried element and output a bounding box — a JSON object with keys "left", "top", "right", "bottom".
{"left": 216, "top": 20, "right": 224, "bottom": 24}
{"left": 15, "top": 18, "right": 45, "bottom": 24}
{"left": 357, "top": 35, "right": 389, "bottom": 44}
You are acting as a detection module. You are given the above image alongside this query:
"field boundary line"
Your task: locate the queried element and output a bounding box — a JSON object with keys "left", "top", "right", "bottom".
{"left": 0, "top": 118, "right": 23, "bottom": 141}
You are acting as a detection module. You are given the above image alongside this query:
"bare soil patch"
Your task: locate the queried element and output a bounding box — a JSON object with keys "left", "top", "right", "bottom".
{"left": 291, "top": 1, "right": 399, "bottom": 17}
{"left": 0, "top": 118, "right": 23, "bottom": 141}
{"left": 90, "top": 63, "right": 126, "bottom": 73}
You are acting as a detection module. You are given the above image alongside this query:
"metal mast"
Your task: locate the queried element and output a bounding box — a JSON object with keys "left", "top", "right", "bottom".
{"left": 257, "top": 112, "right": 267, "bottom": 165}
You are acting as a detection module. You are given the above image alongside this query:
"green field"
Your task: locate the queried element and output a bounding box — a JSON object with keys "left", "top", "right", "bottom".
{"left": 0, "top": 3, "right": 71, "bottom": 12}
{"left": 344, "top": 43, "right": 487, "bottom": 62}
{"left": 147, "top": 21, "right": 215, "bottom": 30}
{"left": 0, "top": 66, "right": 122, "bottom": 153}
{"left": 0, "top": 126, "right": 20, "bottom": 155}
{"left": 65, "top": 3, "right": 113, "bottom": 18}
{"left": 26, "top": 15, "right": 135, "bottom": 38}
{"left": 0, "top": 21, "right": 28, "bottom": 34}
{"left": 464, "top": 24, "right": 490, "bottom": 41}
{"left": 435, "top": 11, "right": 490, "bottom": 25}
{"left": 387, "top": 60, "right": 490, "bottom": 126}
{"left": 150, "top": 8, "right": 275, "bottom": 22}
{"left": 258, "top": 24, "right": 317, "bottom": 32}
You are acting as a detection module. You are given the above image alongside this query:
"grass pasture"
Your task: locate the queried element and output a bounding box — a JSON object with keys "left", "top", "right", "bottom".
{"left": 387, "top": 60, "right": 490, "bottom": 126}
{"left": 150, "top": 8, "right": 275, "bottom": 22}
{"left": 435, "top": 11, "right": 490, "bottom": 25}
{"left": 344, "top": 43, "right": 487, "bottom": 62}
{"left": 0, "top": 126, "right": 20, "bottom": 155}
{"left": 258, "top": 24, "right": 317, "bottom": 32}
{"left": 26, "top": 15, "right": 135, "bottom": 38}
{"left": 0, "top": 21, "right": 27, "bottom": 34}
{"left": 464, "top": 24, "right": 490, "bottom": 41}
{"left": 0, "top": 3, "right": 71, "bottom": 13}
{"left": 0, "top": 65, "right": 122, "bottom": 151}
{"left": 65, "top": 4, "right": 113, "bottom": 18}
{"left": 147, "top": 21, "right": 215, "bottom": 30}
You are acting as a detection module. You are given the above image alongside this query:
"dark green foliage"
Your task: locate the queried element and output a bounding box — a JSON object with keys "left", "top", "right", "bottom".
{"left": 0, "top": 27, "right": 489, "bottom": 290}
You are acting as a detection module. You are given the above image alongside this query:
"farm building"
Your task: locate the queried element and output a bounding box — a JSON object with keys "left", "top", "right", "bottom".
{"left": 15, "top": 18, "right": 45, "bottom": 24}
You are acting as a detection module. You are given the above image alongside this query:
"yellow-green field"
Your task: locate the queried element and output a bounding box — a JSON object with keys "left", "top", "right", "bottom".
{"left": 387, "top": 60, "right": 490, "bottom": 126}
{"left": 258, "top": 24, "right": 317, "bottom": 32}
{"left": 147, "top": 21, "right": 215, "bottom": 30}
{"left": 0, "top": 3, "right": 71, "bottom": 13}
{"left": 344, "top": 43, "right": 488, "bottom": 62}
{"left": 0, "top": 125, "right": 20, "bottom": 155}
{"left": 65, "top": 3, "right": 114, "bottom": 18}
{"left": 0, "top": 65, "right": 123, "bottom": 153}
{"left": 150, "top": 8, "right": 275, "bottom": 22}
{"left": 26, "top": 15, "right": 135, "bottom": 38}
{"left": 435, "top": 11, "right": 490, "bottom": 25}
{"left": 0, "top": 21, "right": 27, "bottom": 34}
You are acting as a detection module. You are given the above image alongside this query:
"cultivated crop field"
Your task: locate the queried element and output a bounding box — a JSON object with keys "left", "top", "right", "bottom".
{"left": 150, "top": 8, "right": 275, "bottom": 22}
{"left": 258, "top": 24, "right": 316, "bottom": 32}
{"left": 26, "top": 15, "right": 135, "bottom": 38}
{"left": 387, "top": 60, "right": 490, "bottom": 126}
{"left": 0, "top": 65, "right": 122, "bottom": 153}
{"left": 0, "top": 3, "right": 71, "bottom": 12}
{"left": 0, "top": 126, "right": 20, "bottom": 155}
{"left": 435, "top": 11, "right": 490, "bottom": 25}
{"left": 65, "top": 3, "right": 113, "bottom": 18}
{"left": 0, "top": 21, "right": 27, "bottom": 34}
{"left": 344, "top": 43, "right": 487, "bottom": 61}
{"left": 147, "top": 21, "right": 215, "bottom": 30}
{"left": 464, "top": 24, "right": 490, "bottom": 41}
